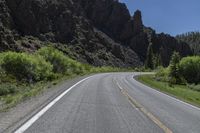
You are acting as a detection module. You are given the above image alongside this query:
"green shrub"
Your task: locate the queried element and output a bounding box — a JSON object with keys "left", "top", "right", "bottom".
{"left": 0, "top": 53, "right": 4, "bottom": 64}
{"left": 90, "top": 66, "right": 121, "bottom": 73}
{"left": 134, "top": 66, "right": 147, "bottom": 72}
{"left": 155, "top": 67, "right": 169, "bottom": 82}
{"left": 1, "top": 52, "right": 53, "bottom": 82}
{"left": 65, "top": 58, "right": 79, "bottom": 73}
{"left": 37, "top": 46, "right": 89, "bottom": 75}
{"left": 168, "top": 52, "right": 183, "bottom": 84}
{"left": 0, "top": 84, "right": 17, "bottom": 96}
{"left": 37, "top": 47, "right": 71, "bottom": 74}
{"left": 187, "top": 84, "right": 200, "bottom": 91}
{"left": 179, "top": 56, "right": 200, "bottom": 84}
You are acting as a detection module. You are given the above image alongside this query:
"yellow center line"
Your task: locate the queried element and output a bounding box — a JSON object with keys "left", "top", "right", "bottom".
{"left": 115, "top": 81, "right": 173, "bottom": 133}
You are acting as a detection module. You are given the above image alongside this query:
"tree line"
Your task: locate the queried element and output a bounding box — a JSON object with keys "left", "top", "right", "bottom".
{"left": 155, "top": 52, "right": 200, "bottom": 85}
{"left": 176, "top": 31, "right": 200, "bottom": 55}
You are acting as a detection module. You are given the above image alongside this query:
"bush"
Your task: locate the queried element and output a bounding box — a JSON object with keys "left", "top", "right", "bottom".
{"left": 1, "top": 52, "right": 53, "bottom": 82}
{"left": 155, "top": 67, "right": 169, "bottom": 82}
{"left": 0, "top": 53, "right": 4, "bottom": 64}
{"left": 0, "top": 84, "right": 17, "bottom": 96}
{"left": 37, "top": 47, "right": 89, "bottom": 75}
{"left": 179, "top": 56, "right": 200, "bottom": 84}
{"left": 187, "top": 84, "right": 200, "bottom": 92}
{"left": 134, "top": 66, "right": 147, "bottom": 72}
{"left": 168, "top": 52, "right": 183, "bottom": 84}
{"left": 37, "top": 47, "right": 72, "bottom": 73}
{"left": 66, "top": 58, "right": 86, "bottom": 74}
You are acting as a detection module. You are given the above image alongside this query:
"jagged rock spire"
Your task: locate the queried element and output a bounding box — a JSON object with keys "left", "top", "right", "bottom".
{"left": 133, "top": 10, "right": 143, "bottom": 34}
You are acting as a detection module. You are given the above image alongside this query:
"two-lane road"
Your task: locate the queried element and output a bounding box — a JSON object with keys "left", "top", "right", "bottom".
{"left": 15, "top": 73, "right": 200, "bottom": 133}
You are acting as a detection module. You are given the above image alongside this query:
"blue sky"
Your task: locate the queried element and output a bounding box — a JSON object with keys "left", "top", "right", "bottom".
{"left": 120, "top": 0, "right": 200, "bottom": 36}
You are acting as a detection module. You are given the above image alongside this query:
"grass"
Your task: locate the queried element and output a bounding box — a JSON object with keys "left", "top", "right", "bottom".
{"left": 0, "top": 66, "right": 137, "bottom": 111}
{"left": 0, "top": 74, "right": 80, "bottom": 111}
{"left": 0, "top": 46, "right": 147, "bottom": 111}
{"left": 137, "top": 74, "right": 200, "bottom": 107}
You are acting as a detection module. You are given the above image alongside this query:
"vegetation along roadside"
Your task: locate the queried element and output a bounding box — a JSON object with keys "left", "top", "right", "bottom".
{"left": 0, "top": 46, "right": 138, "bottom": 111}
{"left": 138, "top": 52, "right": 200, "bottom": 107}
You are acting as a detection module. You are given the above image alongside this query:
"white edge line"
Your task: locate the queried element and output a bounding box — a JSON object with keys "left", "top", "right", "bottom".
{"left": 15, "top": 76, "right": 92, "bottom": 133}
{"left": 133, "top": 74, "right": 200, "bottom": 111}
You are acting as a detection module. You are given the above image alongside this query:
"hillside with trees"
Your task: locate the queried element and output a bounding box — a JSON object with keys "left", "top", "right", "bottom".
{"left": 176, "top": 32, "right": 200, "bottom": 55}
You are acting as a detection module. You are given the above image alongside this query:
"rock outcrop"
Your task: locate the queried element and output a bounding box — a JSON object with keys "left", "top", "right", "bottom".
{"left": 0, "top": 0, "right": 192, "bottom": 67}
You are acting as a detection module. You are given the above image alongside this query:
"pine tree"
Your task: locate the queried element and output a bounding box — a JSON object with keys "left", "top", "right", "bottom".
{"left": 157, "top": 53, "right": 162, "bottom": 66}
{"left": 145, "top": 44, "right": 154, "bottom": 69}
{"left": 169, "top": 51, "right": 181, "bottom": 84}
{"left": 153, "top": 53, "right": 162, "bottom": 68}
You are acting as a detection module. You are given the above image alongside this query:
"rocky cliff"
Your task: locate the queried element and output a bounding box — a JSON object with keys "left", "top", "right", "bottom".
{"left": 0, "top": 0, "right": 192, "bottom": 67}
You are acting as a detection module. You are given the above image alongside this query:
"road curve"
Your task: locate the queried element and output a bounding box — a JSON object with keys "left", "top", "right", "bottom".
{"left": 16, "top": 73, "right": 200, "bottom": 133}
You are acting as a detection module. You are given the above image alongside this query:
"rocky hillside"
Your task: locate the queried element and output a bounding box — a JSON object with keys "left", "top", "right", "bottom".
{"left": 0, "top": 0, "right": 192, "bottom": 67}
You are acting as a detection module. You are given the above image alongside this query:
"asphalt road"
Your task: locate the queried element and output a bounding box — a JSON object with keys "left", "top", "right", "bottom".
{"left": 16, "top": 73, "right": 200, "bottom": 133}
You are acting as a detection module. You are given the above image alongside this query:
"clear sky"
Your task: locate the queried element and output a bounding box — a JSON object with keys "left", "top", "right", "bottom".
{"left": 119, "top": 0, "right": 200, "bottom": 36}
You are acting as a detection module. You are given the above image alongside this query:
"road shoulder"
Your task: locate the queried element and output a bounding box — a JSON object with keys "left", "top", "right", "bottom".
{"left": 0, "top": 74, "right": 92, "bottom": 133}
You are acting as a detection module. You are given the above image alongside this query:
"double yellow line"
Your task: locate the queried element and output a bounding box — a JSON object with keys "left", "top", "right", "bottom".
{"left": 115, "top": 80, "right": 173, "bottom": 133}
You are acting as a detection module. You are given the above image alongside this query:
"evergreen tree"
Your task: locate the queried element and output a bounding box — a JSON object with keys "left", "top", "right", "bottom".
{"left": 145, "top": 44, "right": 154, "bottom": 69}
{"left": 176, "top": 31, "right": 200, "bottom": 55}
{"left": 168, "top": 51, "right": 182, "bottom": 84}
{"left": 157, "top": 53, "right": 162, "bottom": 66}
{"left": 153, "top": 53, "right": 163, "bottom": 68}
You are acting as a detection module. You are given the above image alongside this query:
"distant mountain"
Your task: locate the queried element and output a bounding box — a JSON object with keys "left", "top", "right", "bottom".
{"left": 0, "top": 0, "right": 192, "bottom": 67}
{"left": 176, "top": 32, "right": 200, "bottom": 55}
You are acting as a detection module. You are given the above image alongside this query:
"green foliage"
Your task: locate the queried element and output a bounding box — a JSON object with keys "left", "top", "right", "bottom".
{"left": 134, "top": 66, "right": 147, "bottom": 72}
{"left": 0, "top": 46, "right": 134, "bottom": 101}
{"left": 68, "top": 59, "right": 87, "bottom": 75}
{"left": 37, "top": 47, "right": 69, "bottom": 73}
{"left": 168, "top": 52, "right": 183, "bottom": 84}
{"left": 1, "top": 52, "right": 53, "bottom": 82}
{"left": 155, "top": 66, "right": 169, "bottom": 82}
{"left": 0, "top": 53, "right": 5, "bottom": 64}
{"left": 0, "top": 84, "right": 17, "bottom": 96}
{"left": 156, "top": 54, "right": 200, "bottom": 85}
{"left": 187, "top": 84, "right": 200, "bottom": 92}
{"left": 179, "top": 56, "right": 200, "bottom": 84}
{"left": 145, "top": 44, "right": 154, "bottom": 69}
{"left": 153, "top": 54, "right": 162, "bottom": 68}
{"left": 90, "top": 66, "right": 116, "bottom": 73}
{"left": 138, "top": 75, "right": 200, "bottom": 106}
{"left": 37, "top": 46, "right": 88, "bottom": 75}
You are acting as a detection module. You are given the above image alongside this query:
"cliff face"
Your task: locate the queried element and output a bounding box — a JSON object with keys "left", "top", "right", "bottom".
{"left": 77, "top": 0, "right": 192, "bottom": 64}
{"left": 0, "top": 0, "right": 192, "bottom": 67}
